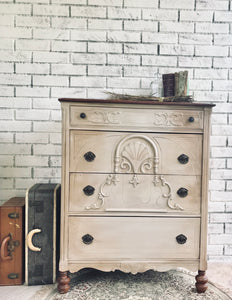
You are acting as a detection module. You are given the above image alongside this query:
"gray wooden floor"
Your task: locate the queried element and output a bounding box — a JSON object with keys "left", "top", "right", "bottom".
{"left": 207, "top": 261, "right": 232, "bottom": 298}
{"left": 0, "top": 283, "right": 55, "bottom": 300}
{"left": 0, "top": 262, "right": 231, "bottom": 300}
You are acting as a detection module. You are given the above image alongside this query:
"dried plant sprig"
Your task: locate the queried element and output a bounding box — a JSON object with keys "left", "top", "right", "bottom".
{"left": 104, "top": 91, "right": 193, "bottom": 102}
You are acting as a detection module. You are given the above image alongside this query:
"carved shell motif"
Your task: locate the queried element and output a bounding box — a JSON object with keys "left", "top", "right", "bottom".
{"left": 121, "top": 141, "right": 152, "bottom": 173}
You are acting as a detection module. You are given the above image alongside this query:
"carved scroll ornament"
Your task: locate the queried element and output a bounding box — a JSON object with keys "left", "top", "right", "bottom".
{"left": 88, "top": 111, "right": 121, "bottom": 124}
{"left": 154, "top": 112, "right": 201, "bottom": 127}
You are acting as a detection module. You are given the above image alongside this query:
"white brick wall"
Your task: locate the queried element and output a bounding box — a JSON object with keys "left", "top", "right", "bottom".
{"left": 0, "top": 0, "right": 231, "bottom": 262}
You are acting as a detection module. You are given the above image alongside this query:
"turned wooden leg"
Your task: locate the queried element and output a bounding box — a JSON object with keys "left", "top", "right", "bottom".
{"left": 195, "top": 270, "right": 208, "bottom": 293}
{"left": 57, "top": 271, "right": 70, "bottom": 294}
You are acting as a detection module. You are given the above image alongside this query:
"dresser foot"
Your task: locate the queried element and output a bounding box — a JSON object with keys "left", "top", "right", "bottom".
{"left": 57, "top": 271, "right": 70, "bottom": 294}
{"left": 195, "top": 270, "right": 208, "bottom": 293}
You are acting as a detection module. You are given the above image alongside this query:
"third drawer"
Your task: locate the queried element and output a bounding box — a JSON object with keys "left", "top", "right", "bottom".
{"left": 69, "top": 173, "right": 201, "bottom": 215}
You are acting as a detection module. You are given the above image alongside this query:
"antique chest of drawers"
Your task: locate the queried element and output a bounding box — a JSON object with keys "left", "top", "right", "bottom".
{"left": 57, "top": 98, "right": 214, "bottom": 294}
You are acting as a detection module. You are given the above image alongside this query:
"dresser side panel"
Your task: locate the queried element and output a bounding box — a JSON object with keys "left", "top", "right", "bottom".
{"left": 59, "top": 103, "right": 70, "bottom": 271}
{"left": 199, "top": 107, "right": 212, "bottom": 270}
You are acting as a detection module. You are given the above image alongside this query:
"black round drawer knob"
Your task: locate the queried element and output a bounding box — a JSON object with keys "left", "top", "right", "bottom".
{"left": 84, "top": 151, "right": 96, "bottom": 162}
{"left": 82, "top": 234, "right": 94, "bottom": 245}
{"left": 188, "top": 116, "right": 194, "bottom": 123}
{"left": 83, "top": 185, "right": 95, "bottom": 196}
{"left": 177, "top": 187, "right": 188, "bottom": 198}
{"left": 176, "top": 234, "right": 187, "bottom": 244}
{"left": 80, "top": 112, "right": 86, "bottom": 119}
{"left": 178, "top": 154, "right": 189, "bottom": 164}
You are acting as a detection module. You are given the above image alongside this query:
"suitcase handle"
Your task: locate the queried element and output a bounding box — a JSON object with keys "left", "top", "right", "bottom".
{"left": 26, "top": 229, "right": 42, "bottom": 252}
{"left": 0, "top": 235, "right": 12, "bottom": 261}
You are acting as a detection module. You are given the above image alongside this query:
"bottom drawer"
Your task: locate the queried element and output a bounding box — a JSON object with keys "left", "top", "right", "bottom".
{"left": 68, "top": 217, "right": 200, "bottom": 261}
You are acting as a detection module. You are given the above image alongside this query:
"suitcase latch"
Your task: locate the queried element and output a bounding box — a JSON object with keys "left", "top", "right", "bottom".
{"left": 8, "top": 212, "right": 19, "bottom": 219}
{"left": 7, "top": 233, "right": 20, "bottom": 257}
{"left": 8, "top": 273, "right": 19, "bottom": 279}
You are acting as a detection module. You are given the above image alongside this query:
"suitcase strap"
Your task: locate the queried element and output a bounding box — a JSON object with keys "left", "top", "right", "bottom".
{"left": 0, "top": 233, "right": 20, "bottom": 261}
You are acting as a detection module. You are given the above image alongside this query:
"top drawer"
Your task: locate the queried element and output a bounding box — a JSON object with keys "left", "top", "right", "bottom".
{"left": 70, "top": 105, "right": 204, "bottom": 132}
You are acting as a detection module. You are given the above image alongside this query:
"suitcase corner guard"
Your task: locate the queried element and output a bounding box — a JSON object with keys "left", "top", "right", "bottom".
{"left": 26, "top": 229, "right": 42, "bottom": 252}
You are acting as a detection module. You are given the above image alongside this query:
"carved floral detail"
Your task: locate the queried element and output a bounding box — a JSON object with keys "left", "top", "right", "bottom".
{"left": 88, "top": 111, "right": 121, "bottom": 124}
{"left": 129, "top": 174, "right": 140, "bottom": 187}
{"left": 117, "top": 263, "right": 161, "bottom": 275}
{"left": 154, "top": 113, "right": 183, "bottom": 126}
{"left": 153, "top": 112, "right": 201, "bottom": 127}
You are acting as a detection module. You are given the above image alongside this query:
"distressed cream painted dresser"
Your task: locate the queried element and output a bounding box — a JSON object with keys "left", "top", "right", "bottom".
{"left": 57, "top": 98, "right": 215, "bottom": 294}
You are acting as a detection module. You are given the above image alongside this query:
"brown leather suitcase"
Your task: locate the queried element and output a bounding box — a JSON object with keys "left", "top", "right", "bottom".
{"left": 0, "top": 197, "right": 25, "bottom": 285}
